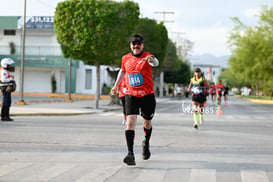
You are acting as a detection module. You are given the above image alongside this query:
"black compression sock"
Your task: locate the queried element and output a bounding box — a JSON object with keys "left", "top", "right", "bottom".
{"left": 125, "top": 130, "right": 135, "bottom": 154}
{"left": 143, "top": 127, "right": 152, "bottom": 145}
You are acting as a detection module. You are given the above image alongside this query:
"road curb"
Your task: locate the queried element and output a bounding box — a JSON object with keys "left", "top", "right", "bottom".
{"left": 10, "top": 107, "right": 121, "bottom": 116}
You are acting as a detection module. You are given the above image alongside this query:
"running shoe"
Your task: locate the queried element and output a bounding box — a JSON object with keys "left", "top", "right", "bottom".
{"left": 193, "top": 124, "right": 198, "bottom": 129}
{"left": 123, "top": 153, "right": 136, "bottom": 165}
{"left": 142, "top": 141, "right": 151, "bottom": 160}
{"left": 1, "top": 118, "right": 13, "bottom": 121}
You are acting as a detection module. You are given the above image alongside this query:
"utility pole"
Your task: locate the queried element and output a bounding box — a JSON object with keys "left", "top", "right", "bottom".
{"left": 154, "top": 11, "right": 175, "bottom": 97}
{"left": 154, "top": 11, "right": 175, "bottom": 23}
{"left": 66, "top": 58, "right": 73, "bottom": 103}
{"left": 170, "top": 32, "right": 193, "bottom": 60}
{"left": 170, "top": 32, "right": 185, "bottom": 44}
{"left": 18, "top": 0, "right": 27, "bottom": 105}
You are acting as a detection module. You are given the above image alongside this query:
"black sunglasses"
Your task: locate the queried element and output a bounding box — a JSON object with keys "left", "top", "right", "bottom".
{"left": 132, "top": 41, "right": 142, "bottom": 46}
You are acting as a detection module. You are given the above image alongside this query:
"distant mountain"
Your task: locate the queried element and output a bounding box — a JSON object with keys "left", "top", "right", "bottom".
{"left": 189, "top": 53, "right": 230, "bottom": 68}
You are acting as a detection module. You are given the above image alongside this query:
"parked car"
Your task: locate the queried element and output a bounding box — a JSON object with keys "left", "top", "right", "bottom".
{"left": 241, "top": 87, "right": 250, "bottom": 96}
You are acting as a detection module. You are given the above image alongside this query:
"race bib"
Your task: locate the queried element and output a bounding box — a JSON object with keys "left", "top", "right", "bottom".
{"left": 122, "top": 87, "right": 127, "bottom": 94}
{"left": 128, "top": 73, "right": 144, "bottom": 87}
{"left": 192, "top": 85, "right": 202, "bottom": 94}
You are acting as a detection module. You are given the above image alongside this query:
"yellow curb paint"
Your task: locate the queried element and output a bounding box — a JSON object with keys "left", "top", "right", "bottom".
{"left": 247, "top": 99, "right": 273, "bottom": 104}
{"left": 15, "top": 101, "right": 26, "bottom": 105}
{"left": 65, "top": 99, "right": 74, "bottom": 103}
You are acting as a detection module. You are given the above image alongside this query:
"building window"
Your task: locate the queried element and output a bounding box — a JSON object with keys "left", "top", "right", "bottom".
{"left": 4, "top": 30, "right": 16, "bottom": 36}
{"left": 85, "top": 69, "right": 92, "bottom": 89}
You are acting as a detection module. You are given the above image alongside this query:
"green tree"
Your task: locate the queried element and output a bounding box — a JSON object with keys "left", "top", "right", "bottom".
{"left": 164, "top": 61, "right": 191, "bottom": 85}
{"left": 227, "top": 5, "right": 273, "bottom": 97}
{"left": 54, "top": 0, "right": 139, "bottom": 108}
{"left": 161, "top": 39, "right": 182, "bottom": 72}
{"left": 218, "top": 68, "right": 244, "bottom": 88}
{"left": 133, "top": 18, "right": 168, "bottom": 68}
{"left": 163, "top": 39, "right": 191, "bottom": 85}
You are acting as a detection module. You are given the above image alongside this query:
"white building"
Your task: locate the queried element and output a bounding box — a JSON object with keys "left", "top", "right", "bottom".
{"left": 0, "top": 16, "right": 113, "bottom": 94}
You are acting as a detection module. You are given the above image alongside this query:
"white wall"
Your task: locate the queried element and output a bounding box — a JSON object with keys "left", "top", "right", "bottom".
{"left": 1, "top": 27, "right": 113, "bottom": 94}
{"left": 12, "top": 67, "right": 55, "bottom": 93}
{"left": 76, "top": 62, "right": 113, "bottom": 94}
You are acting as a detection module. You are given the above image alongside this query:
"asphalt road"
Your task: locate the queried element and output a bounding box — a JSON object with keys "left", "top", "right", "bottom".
{"left": 0, "top": 96, "right": 272, "bottom": 182}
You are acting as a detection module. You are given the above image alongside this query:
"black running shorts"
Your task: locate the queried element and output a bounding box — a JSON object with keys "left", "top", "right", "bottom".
{"left": 120, "top": 96, "right": 126, "bottom": 115}
{"left": 125, "top": 94, "right": 156, "bottom": 120}
{"left": 192, "top": 93, "right": 206, "bottom": 103}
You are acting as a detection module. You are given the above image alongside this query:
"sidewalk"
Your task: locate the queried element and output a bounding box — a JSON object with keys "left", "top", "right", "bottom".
{"left": 8, "top": 95, "right": 171, "bottom": 116}
{"left": 3, "top": 93, "right": 168, "bottom": 117}
{"left": 10, "top": 99, "right": 122, "bottom": 116}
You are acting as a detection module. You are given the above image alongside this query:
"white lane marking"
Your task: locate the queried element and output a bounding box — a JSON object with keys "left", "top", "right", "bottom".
{"left": 189, "top": 169, "right": 216, "bottom": 182}
{"left": 23, "top": 164, "right": 75, "bottom": 181}
{"left": 76, "top": 165, "right": 122, "bottom": 182}
{"left": 241, "top": 170, "right": 270, "bottom": 182}
{"left": 0, "top": 163, "right": 32, "bottom": 177}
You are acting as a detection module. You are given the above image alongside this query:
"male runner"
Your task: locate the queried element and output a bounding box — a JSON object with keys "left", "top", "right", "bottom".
{"left": 111, "top": 33, "right": 159, "bottom": 165}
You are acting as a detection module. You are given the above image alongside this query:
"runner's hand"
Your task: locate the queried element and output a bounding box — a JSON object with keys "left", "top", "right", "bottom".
{"left": 142, "top": 56, "right": 158, "bottom": 67}
{"left": 110, "top": 86, "right": 119, "bottom": 95}
{"left": 142, "top": 56, "right": 153, "bottom": 63}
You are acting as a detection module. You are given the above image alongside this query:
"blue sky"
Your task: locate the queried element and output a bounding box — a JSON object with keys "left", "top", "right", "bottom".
{"left": 1, "top": 0, "right": 273, "bottom": 57}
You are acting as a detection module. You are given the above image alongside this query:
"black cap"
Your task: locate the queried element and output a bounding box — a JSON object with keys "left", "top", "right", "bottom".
{"left": 130, "top": 33, "right": 144, "bottom": 43}
{"left": 194, "top": 67, "right": 201, "bottom": 72}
